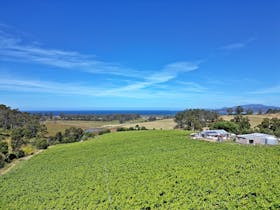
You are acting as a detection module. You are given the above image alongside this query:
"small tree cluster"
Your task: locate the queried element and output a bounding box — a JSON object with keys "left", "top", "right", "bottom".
{"left": 210, "top": 120, "right": 239, "bottom": 133}
{"left": 211, "top": 115, "right": 252, "bottom": 134}
{"left": 116, "top": 125, "right": 147, "bottom": 132}
{"left": 175, "top": 109, "right": 219, "bottom": 130}
{"left": 49, "top": 127, "right": 84, "bottom": 145}
{"left": 257, "top": 118, "right": 280, "bottom": 137}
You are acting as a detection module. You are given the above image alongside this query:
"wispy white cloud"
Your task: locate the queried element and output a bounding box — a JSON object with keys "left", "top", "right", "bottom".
{"left": 220, "top": 37, "right": 256, "bottom": 50}
{"left": 176, "top": 81, "right": 207, "bottom": 93}
{"left": 0, "top": 25, "right": 201, "bottom": 97}
{"left": 249, "top": 85, "right": 280, "bottom": 94}
{"left": 0, "top": 27, "right": 142, "bottom": 78}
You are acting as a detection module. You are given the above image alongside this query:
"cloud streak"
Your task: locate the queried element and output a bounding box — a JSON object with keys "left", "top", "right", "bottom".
{"left": 220, "top": 37, "right": 256, "bottom": 50}
{"left": 0, "top": 25, "right": 202, "bottom": 97}
{"left": 249, "top": 85, "right": 280, "bottom": 94}
{"left": 0, "top": 27, "right": 142, "bottom": 78}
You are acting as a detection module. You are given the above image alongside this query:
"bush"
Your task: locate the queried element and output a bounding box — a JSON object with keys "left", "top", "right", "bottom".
{"left": 81, "top": 132, "right": 95, "bottom": 141}
{"left": 0, "top": 141, "right": 9, "bottom": 155}
{"left": 16, "top": 150, "right": 25, "bottom": 158}
{"left": 0, "top": 155, "right": 5, "bottom": 168}
{"left": 21, "top": 145, "right": 35, "bottom": 155}
{"left": 211, "top": 121, "right": 239, "bottom": 133}
{"left": 98, "top": 129, "right": 111, "bottom": 135}
{"left": 62, "top": 127, "right": 84, "bottom": 143}
{"left": 35, "top": 139, "right": 49, "bottom": 149}
{"left": 274, "top": 128, "right": 280, "bottom": 137}
{"left": 6, "top": 153, "right": 17, "bottom": 162}
{"left": 116, "top": 127, "right": 128, "bottom": 132}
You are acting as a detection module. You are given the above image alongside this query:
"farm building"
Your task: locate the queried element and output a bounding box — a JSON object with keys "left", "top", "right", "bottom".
{"left": 191, "top": 129, "right": 232, "bottom": 142}
{"left": 236, "top": 133, "right": 279, "bottom": 145}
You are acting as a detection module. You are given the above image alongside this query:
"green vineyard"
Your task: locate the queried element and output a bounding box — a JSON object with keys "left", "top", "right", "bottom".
{"left": 0, "top": 130, "right": 279, "bottom": 209}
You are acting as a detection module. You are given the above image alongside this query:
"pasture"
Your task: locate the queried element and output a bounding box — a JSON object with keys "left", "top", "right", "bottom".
{"left": 44, "top": 120, "right": 119, "bottom": 136}
{"left": 221, "top": 113, "right": 280, "bottom": 128}
{"left": 44, "top": 118, "right": 176, "bottom": 136}
{"left": 0, "top": 130, "right": 279, "bottom": 209}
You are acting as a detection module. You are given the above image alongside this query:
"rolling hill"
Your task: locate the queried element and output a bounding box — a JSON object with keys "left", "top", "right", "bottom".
{"left": 0, "top": 130, "right": 279, "bottom": 209}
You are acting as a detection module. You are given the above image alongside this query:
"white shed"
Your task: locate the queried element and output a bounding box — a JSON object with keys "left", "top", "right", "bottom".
{"left": 236, "top": 133, "right": 278, "bottom": 145}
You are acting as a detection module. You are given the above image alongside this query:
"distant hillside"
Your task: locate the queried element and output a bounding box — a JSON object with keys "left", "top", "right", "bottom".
{"left": 215, "top": 104, "right": 280, "bottom": 114}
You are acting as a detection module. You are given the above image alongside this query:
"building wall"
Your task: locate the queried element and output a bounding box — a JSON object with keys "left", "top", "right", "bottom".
{"left": 236, "top": 136, "right": 278, "bottom": 145}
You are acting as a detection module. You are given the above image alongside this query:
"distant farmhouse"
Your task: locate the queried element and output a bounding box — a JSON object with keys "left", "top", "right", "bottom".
{"left": 191, "top": 129, "right": 233, "bottom": 142}
{"left": 236, "top": 133, "right": 278, "bottom": 145}
{"left": 191, "top": 130, "right": 279, "bottom": 145}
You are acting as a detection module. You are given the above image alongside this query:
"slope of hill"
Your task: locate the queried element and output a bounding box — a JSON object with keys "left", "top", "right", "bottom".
{"left": 0, "top": 131, "right": 279, "bottom": 209}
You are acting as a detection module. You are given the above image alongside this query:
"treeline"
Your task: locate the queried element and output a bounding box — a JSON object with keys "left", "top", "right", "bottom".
{"left": 116, "top": 125, "right": 148, "bottom": 132}
{"left": 175, "top": 108, "right": 280, "bottom": 137}
{"left": 0, "top": 104, "right": 41, "bottom": 129}
{"left": 48, "top": 127, "right": 85, "bottom": 145}
{"left": 226, "top": 106, "right": 255, "bottom": 115}
{"left": 58, "top": 113, "right": 141, "bottom": 124}
{"left": 256, "top": 118, "right": 280, "bottom": 137}
{"left": 266, "top": 109, "right": 280, "bottom": 114}
{"left": 226, "top": 106, "right": 280, "bottom": 115}
{"left": 0, "top": 105, "right": 47, "bottom": 168}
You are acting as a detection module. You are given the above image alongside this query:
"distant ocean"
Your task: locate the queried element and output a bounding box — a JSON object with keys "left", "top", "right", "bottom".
{"left": 27, "top": 110, "right": 179, "bottom": 116}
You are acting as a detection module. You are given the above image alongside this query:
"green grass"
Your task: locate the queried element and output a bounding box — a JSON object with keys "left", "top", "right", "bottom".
{"left": 0, "top": 130, "right": 279, "bottom": 209}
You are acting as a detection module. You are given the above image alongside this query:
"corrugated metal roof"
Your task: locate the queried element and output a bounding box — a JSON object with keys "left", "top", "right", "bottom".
{"left": 201, "top": 129, "right": 229, "bottom": 135}
{"left": 237, "top": 133, "right": 276, "bottom": 139}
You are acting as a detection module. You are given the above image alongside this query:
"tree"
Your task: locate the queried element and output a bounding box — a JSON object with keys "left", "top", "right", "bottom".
{"left": 35, "top": 139, "right": 49, "bottom": 149}
{"left": 257, "top": 117, "right": 280, "bottom": 137}
{"left": 226, "top": 108, "right": 233, "bottom": 115}
{"left": 246, "top": 109, "right": 253, "bottom": 115}
{"left": 258, "top": 118, "right": 270, "bottom": 130}
{"left": 0, "top": 155, "right": 5, "bottom": 168}
{"left": 210, "top": 121, "right": 239, "bottom": 133}
{"left": 231, "top": 115, "right": 251, "bottom": 134}
{"left": 274, "top": 128, "right": 280, "bottom": 137}
{"left": 55, "top": 132, "right": 63, "bottom": 143}
{"left": 11, "top": 128, "right": 24, "bottom": 151}
{"left": 0, "top": 141, "right": 9, "bottom": 155}
{"left": 175, "top": 109, "right": 219, "bottom": 130}
{"left": 258, "top": 109, "right": 263, "bottom": 115}
{"left": 62, "top": 127, "right": 84, "bottom": 143}
{"left": 235, "top": 106, "right": 244, "bottom": 115}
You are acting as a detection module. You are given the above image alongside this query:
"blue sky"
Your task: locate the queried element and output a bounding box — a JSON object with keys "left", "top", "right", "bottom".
{"left": 0, "top": 0, "right": 279, "bottom": 110}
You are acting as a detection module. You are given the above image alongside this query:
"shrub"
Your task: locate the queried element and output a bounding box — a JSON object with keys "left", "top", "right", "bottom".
{"left": 0, "top": 155, "right": 5, "bottom": 168}
{"left": 98, "top": 129, "right": 111, "bottom": 135}
{"left": 81, "top": 132, "right": 95, "bottom": 141}
{"left": 6, "top": 153, "right": 17, "bottom": 162}
{"left": 0, "top": 141, "right": 9, "bottom": 155}
{"left": 35, "top": 139, "right": 49, "bottom": 149}
{"left": 116, "top": 127, "right": 128, "bottom": 132}
{"left": 21, "top": 145, "right": 35, "bottom": 155}
{"left": 16, "top": 150, "right": 25, "bottom": 158}
{"left": 211, "top": 121, "right": 239, "bottom": 133}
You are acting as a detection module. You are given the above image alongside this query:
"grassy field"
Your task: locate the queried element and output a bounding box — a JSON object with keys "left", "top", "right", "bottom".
{"left": 221, "top": 113, "right": 280, "bottom": 128}
{"left": 44, "top": 113, "right": 280, "bottom": 136}
{"left": 0, "top": 130, "right": 279, "bottom": 209}
{"left": 44, "top": 120, "right": 119, "bottom": 136}
{"left": 105, "top": 118, "right": 176, "bottom": 130}
{"left": 44, "top": 119, "right": 176, "bottom": 136}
